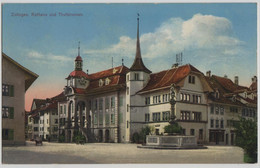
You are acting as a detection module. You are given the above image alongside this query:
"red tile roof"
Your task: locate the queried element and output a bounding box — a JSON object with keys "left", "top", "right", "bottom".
{"left": 213, "top": 75, "right": 248, "bottom": 93}
{"left": 67, "top": 70, "right": 90, "bottom": 79}
{"left": 75, "top": 55, "right": 82, "bottom": 61}
{"left": 138, "top": 64, "right": 202, "bottom": 93}
{"left": 72, "top": 65, "right": 129, "bottom": 94}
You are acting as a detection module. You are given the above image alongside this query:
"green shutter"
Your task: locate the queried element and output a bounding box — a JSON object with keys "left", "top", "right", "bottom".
{"left": 8, "top": 129, "right": 14, "bottom": 140}
{"left": 9, "top": 107, "right": 14, "bottom": 119}
{"left": 9, "top": 85, "right": 14, "bottom": 97}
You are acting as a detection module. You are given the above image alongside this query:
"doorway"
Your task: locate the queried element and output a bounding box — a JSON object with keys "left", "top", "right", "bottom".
{"left": 105, "top": 129, "right": 109, "bottom": 143}
{"left": 98, "top": 130, "right": 103, "bottom": 142}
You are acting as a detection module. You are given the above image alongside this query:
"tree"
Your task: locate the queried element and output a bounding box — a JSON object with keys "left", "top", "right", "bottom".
{"left": 234, "top": 117, "right": 257, "bottom": 163}
{"left": 139, "top": 126, "right": 152, "bottom": 143}
{"left": 164, "top": 123, "right": 182, "bottom": 134}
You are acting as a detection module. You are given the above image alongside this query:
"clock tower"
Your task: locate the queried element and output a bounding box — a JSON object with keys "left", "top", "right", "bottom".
{"left": 75, "top": 42, "right": 83, "bottom": 71}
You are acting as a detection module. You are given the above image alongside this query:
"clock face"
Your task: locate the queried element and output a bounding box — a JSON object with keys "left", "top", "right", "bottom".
{"left": 79, "top": 77, "right": 86, "bottom": 85}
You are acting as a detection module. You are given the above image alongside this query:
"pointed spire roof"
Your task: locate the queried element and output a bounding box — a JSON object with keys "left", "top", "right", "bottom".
{"left": 130, "top": 14, "right": 151, "bottom": 74}
{"left": 75, "top": 41, "right": 82, "bottom": 61}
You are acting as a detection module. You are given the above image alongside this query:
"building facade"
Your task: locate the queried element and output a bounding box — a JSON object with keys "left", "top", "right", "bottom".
{"left": 2, "top": 53, "right": 38, "bottom": 145}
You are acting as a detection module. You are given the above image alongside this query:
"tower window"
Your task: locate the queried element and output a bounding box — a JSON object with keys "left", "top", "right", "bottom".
{"left": 134, "top": 73, "right": 139, "bottom": 80}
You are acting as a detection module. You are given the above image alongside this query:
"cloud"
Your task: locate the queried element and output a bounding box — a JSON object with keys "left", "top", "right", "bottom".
{"left": 27, "top": 50, "right": 73, "bottom": 63}
{"left": 83, "top": 13, "right": 244, "bottom": 63}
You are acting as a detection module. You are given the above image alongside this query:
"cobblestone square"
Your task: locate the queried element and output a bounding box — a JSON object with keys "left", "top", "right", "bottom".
{"left": 2, "top": 141, "right": 244, "bottom": 164}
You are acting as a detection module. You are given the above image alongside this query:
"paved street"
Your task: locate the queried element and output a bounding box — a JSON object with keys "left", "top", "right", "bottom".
{"left": 2, "top": 141, "right": 244, "bottom": 164}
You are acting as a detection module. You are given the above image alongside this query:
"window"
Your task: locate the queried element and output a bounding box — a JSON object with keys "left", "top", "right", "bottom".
{"left": 60, "top": 106, "right": 63, "bottom": 114}
{"left": 152, "top": 112, "right": 161, "bottom": 122}
{"left": 216, "top": 119, "right": 219, "bottom": 128}
{"left": 190, "top": 129, "right": 195, "bottom": 136}
{"left": 193, "top": 112, "right": 201, "bottom": 122}
{"left": 34, "top": 127, "right": 38, "bottom": 131}
{"left": 47, "top": 119, "right": 48, "bottom": 124}
{"left": 162, "top": 111, "right": 170, "bottom": 121}
{"left": 2, "top": 129, "right": 14, "bottom": 140}
{"left": 180, "top": 93, "right": 183, "bottom": 100}
{"left": 127, "top": 87, "right": 129, "bottom": 95}
{"left": 94, "top": 99, "right": 97, "bottom": 110}
{"left": 55, "top": 119, "right": 58, "bottom": 124}
{"left": 127, "top": 74, "right": 130, "bottom": 82}
{"left": 145, "top": 114, "right": 150, "bottom": 122}
{"left": 2, "top": 84, "right": 14, "bottom": 97}
{"left": 181, "top": 111, "right": 190, "bottom": 121}
{"left": 105, "top": 78, "right": 110, "bottom": 85}
{"left": 99, "top": 98, "right": 103, "bottom": 110}
{"left": 210, "top": 119, "right": 214, "bottom": 128}
{"left": 127, "top": 104, "right": 129, "bottom": 112}
{"left": 188, "top": 75, "right": 195, "bottom": 84}
{"left": 127, "top": 121, "right": 129, "bottom": 128}
{"left": 64, "top": 105, "right": 66, "bottom": 115}
{"left": 193, "top": 95, "right": 201, "bottom": 103}
{"left": 162, "top": 94, "right": 169, "bottom": 102}
{"left": 99, "top": 79, "right": 104, "bottom": 86}
{"left": 105, "top": 97, "right": 110, "bottom": 109}
{"left": 134, "top": 73, "right": 139, "bottom": 80}
{"left": 220, "top": 106, "right": 224, "bottom": 115}
{"left": 111, "top": 114, "right": 115, "bottom": 124}
{"left": 99, "top": 113, "right": 103, "bottom": 125}
{"left": 145, "top": 97, "right": 150, "bottom": 105}
{"left": 182, "top": 129, "right": 186, "bottom": 135}
{"left": 153, "top": 96, "right": 156, "bottom": 104}
{"left": 230, "top": 107, "right": 238, "bottom": 113}
{"left": 105, "top": 114, "right": 109, "bottom": 125}
{"left": 94, "top": 114, "right": 97, "bottom": 125}
{"left": 158, "top": 95, "right": 161, "bottom": 103}
{"left": 111, "top": 97, "right": 115, "bottom": 108}
{"left": 2, "top": 107, "right": 14, "bottom": 119}
{"left": 34, "top": 119, "right": 39, "bottom": 124}
{"left": 220, "top": 119, "right": 224, "bottom": 128}
{"left": 215, "top": 106, "right": 219, "bottom": 115}
{"left": 210, "top": 105, "right": 214, "bottom": 114}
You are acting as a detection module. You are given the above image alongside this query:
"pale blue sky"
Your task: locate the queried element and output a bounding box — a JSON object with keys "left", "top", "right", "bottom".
{"left": 2, "top": 3, "right": 257, "bottom": 109}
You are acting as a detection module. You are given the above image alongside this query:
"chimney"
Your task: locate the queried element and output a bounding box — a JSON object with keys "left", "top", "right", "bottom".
{"left": 206, "top": 71, "right": 211, "bottom": 77}
{"left": 172, "top": 63, "right": 179, "bottom": 68}
{"left": 234, "top": 76, "right": 239, "bottom": 85}
{"left": 252, "top": 76, "right": 257, "bottom": 83}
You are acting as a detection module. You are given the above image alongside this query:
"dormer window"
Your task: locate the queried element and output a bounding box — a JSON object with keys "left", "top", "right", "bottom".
{"left": 105, "top": 78, "right": 111, "bottom": 85}
{"left": 134, "top": 73, "right": 139, "bottom": 80}
{"left": 215, "top": 90, "right": 219, "bottom": 99}
{"left": 99, "top": 79, "right": 104, "bottom": 87}
{"left": 244, "top": 91, "right": 247, "bottom": 98}
{"left": 188, "top": 75, "right": 195, "bottom": 84}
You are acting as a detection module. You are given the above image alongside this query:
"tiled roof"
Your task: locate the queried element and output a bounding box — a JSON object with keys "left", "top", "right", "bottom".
{"left": 250, "top": 82, "right": 257, "bottom": 91}
{"left": 138, "top": 64, "right": 202, "bottom": 93}
{"left": 75, "top": 55, "right": 82, "bottom": 61}
{"left": 72, "top": 65, "right": 129, "bottom": 94}
{"left": 67, "top": 70, "right": 90, "bottom": 79}
{"left": 33, "top": 99, "right": 47, "bottom": 109}
{"left": 213, "top": 75, "right": 248, "bottom": 93}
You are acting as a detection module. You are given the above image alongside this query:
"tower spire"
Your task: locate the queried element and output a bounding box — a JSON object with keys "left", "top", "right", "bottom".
{"left": 130, "top": 13, "right": 151, "bottom": 74}
{"left": 78, "top": 41, "right": 80, "bottom": 56}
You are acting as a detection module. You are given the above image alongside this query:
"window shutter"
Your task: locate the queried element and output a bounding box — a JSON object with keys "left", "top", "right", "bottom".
{"left": 9, "top": 107, "right": 14, "bottom": 119}
{"left": 8, "top": 129, "right": 14, "bottom": 140}
{"left": 10, "top": 85, "right": 14, "bottom": 97}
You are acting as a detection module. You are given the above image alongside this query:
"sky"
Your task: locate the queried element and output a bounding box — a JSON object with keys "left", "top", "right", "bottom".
{"left": 1, "top": 3, "right": 257, "bottom": 111}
